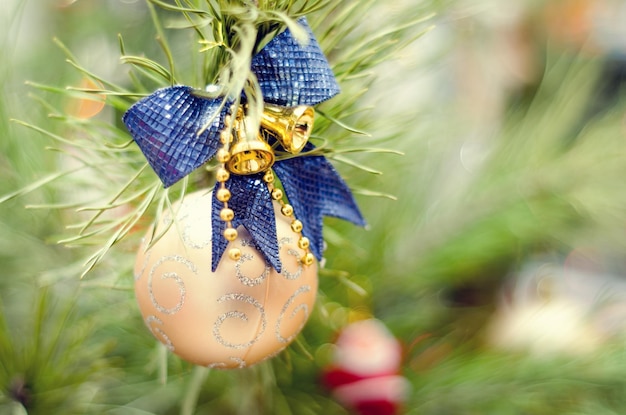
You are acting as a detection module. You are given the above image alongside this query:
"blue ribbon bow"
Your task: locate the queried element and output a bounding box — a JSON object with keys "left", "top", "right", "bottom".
{"left": 123, "top": 18, "right": 365, "bottom": 272}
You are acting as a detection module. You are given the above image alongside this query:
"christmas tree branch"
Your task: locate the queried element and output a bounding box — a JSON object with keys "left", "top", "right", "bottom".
{"left": 3, "top": 0, "right": 432, "bottom": 280}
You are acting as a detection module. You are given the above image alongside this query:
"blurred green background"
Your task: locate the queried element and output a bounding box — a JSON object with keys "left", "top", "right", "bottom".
{"left": 3, "top": 0, "right": 626, "bottom": 414}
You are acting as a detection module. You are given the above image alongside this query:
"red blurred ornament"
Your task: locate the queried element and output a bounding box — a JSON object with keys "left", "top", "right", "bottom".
{"left": 323, "top": 319, "right": 409, "bottom": 415}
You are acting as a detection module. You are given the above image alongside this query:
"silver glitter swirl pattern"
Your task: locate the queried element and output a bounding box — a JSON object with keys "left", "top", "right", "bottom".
{"left": 240, "top": 238, "right": 255, "bottom": 247}
{"left": 228, "top": 357, "right": 247, "bottom": 369}
{"left": 213, "top": 293, "right": 267, "bottom": 349}
{"left": 206, "top": 362, "right": 227, "bottom": 369}
{"left": 182, "top": 222, "right": 212, "bottom": 249}
{"left": 275, "top": 285, "right": 312, "bottom": 343}
{"left": 235, "top": 252, "right": 270, "bottom": 287}
{"left": 148, "top": 255, "right": 197, "bottom": 315}
{"left": 278, "top": 237, "right": 303, "bottom": 281}
{"left": 145, "top": 315, "right": 175, "bottom": 351}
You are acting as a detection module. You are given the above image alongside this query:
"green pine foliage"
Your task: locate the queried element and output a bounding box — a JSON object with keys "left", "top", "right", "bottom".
{"left": 3, "top": 0, "right": 626, "bottom": 414}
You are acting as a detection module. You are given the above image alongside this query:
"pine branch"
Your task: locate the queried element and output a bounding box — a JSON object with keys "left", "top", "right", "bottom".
{"left": 1, "top": 0, "right": 432, "bottom": 279}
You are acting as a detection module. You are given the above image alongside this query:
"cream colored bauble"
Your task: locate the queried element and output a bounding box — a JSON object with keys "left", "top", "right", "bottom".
{"left": 133, "top": 190, "right": 318, "bottom": 369}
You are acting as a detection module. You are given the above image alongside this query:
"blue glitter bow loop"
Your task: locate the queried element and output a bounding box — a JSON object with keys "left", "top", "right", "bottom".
{"left": 123, "top": 17, "right": 366, "bottom": 272}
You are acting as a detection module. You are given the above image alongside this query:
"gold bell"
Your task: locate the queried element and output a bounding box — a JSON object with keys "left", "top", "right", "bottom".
{"left": 261, "top": 103, "right": 315, "bottom": 154}
{"left": 227, "top": 111, "right": 275, "bottom": 175}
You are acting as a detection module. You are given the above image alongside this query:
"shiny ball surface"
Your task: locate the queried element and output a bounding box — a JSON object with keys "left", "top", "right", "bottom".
{"left": 134, "top": 190, "right": 318, "bottom": 368}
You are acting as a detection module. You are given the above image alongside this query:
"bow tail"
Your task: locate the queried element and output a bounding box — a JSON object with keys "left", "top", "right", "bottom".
{"left": 273, "top": 150, "right": 366, "bottom": 260}
{"left": 211, "top": 174, "right": 282, "bottom": 272}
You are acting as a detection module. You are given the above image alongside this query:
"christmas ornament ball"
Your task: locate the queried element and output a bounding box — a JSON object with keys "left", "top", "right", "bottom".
{"left": 133, "top": 190, "right": 318, "bottom": 368}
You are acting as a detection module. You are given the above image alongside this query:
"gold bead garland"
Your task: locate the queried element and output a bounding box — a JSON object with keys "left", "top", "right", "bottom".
{"left": 216, "top": 111, "right": 241, "bottom": 261}
{"left": 263, "top": 169, "right": 315, "bottom": 266}
{"left": 215, "top": 106, "right": 314, "bottom": 267}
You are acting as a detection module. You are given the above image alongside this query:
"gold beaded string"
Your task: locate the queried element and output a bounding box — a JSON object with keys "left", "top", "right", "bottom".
{"left": 215, "top": 106, "right": 313, "bottom": 266}
{"left": 263, "top": 169, "right": 315, "bottom": 266}
{"left": 215, "top": 109, "right": 241, "bottom": 262}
